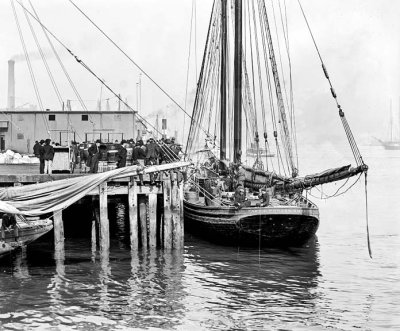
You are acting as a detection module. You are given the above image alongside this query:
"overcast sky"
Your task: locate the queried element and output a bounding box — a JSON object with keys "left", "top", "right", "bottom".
{"left": 0, "top": 0, "right": 399, "bottom": 144}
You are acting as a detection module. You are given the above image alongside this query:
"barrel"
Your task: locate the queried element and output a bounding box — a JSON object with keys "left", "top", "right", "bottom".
{"left": 107, "top": 150, "right": 118, "bottom": 162}
{"left": 185, "top": 191, "right": 199, "bottom": 203}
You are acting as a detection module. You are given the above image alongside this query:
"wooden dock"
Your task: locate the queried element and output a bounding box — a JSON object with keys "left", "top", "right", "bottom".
{"left": 0, "top": 163, "right": 187, "bottom": 255}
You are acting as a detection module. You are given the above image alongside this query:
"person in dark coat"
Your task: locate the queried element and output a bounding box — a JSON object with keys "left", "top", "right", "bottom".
{"left": 87, "top": 140, "right": 100, "bottom": 173}
{"left": 33, "top": 140, "right": 41, "bottom": 157}
{"left": 145, "top": 138, "right": 161, "bottom": 165}
{"left": 132, "top": 141, "right": 146, "bottom": 185}
{"left": 233, "top": 184, "right": 250, "bottom": 209}
{"left": 116, "top": 141, "right": 127, "bottom": 168}
{"left": 43, "top": 139, "right": 55, "bottom": 174}
{"left": 133, "top": 141, "right": 146, "bottom": 164}
{"left": 145, "top": 138, "right": 161, "bottom": 184}
{"left": 39, "top": 139, "right": 45, "bottom": 174}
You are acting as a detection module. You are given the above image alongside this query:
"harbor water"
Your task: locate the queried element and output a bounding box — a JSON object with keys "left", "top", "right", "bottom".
{"left": 0, "top": 145, "right": 399, "bottom": 330}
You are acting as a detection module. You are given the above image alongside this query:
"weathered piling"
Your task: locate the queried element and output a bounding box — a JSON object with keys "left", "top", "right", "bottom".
{"left": 53, "top": 210, "right": 64, "bottom": 252}
{"left": 171, "top": 172, "right": 181, "bottom": 249}
{"left": 148, "top": 193, "right": 157, "bottom": 248}
{"left": 163, "top": 173, "right": 173, "bottom": 249}
{"left": 139, "top": 196, "right": 148, "bottom": 248}
{"left": 128, "top": 177, "right": 138, "bottom": 250}
{"left": 99, "top": 182, "right": 109, "bottom": 253}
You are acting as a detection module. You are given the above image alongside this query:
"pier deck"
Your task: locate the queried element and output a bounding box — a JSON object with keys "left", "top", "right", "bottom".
{"left": 0, "top": 162, "right": 188, "bottom": 252}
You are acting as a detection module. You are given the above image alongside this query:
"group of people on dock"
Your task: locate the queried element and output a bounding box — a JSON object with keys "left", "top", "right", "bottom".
{"left": 33, "top": 139, "right": 55, "bottom": 174}
{"left": 71, "top": 137, "right": 182, "bottom": 177}
{"left": 33, "top": 136, "right": 182, "bottom": 178}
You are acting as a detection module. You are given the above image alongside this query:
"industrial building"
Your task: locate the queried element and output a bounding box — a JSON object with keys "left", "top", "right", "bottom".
{"left": 1, "top": 60, "right": 146, "bottom": 154}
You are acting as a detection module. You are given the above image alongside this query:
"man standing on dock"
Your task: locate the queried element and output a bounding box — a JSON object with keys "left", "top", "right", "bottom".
{"left": 38, "top": 139, "right": 45, "bottom": 174}
{"left": 43, "top": 139, "right": 55, "bottom": 174}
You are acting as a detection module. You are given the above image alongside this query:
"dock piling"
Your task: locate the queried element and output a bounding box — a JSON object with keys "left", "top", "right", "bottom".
{"left": 163, "top": 173, "right": 173, "bottom": 249}
{"left": 53, "top": 210, "right": 64, "bottom": 252}
{"left": 148, "top": 193, "right": 157, "bottom": 248}
{"left": 139, "top": 196, "right": 148, "bottom": 248}
{"left": 128, "top": 177, "right": 138, "bottom": 250}
{"left": 99, "top": 182, "right": 109, "bottom": 253}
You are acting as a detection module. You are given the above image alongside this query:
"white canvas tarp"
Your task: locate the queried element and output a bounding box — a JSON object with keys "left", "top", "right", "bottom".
{"left": 0, "top": 161, "right": 190, "bottom": 216}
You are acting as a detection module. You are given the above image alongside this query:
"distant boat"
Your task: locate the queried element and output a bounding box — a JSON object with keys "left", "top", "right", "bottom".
{"left": 377, "top": 100, "right": 400, "bottom": 150}
{"left": 376, "top": 139, "right": 400, "bottom": 150}
{"left": 0, "top": 214, "right": 53, "bottom": 258}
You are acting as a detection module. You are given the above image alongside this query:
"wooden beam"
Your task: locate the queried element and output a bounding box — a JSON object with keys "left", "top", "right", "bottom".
{"left": 139, "top": 196, "right": 148, "bottom": 249}
{"left": 87, "top": 184, "right": 162, "bottom": 196}
{"left": 171, "top": 172, "right": 182, "bottom": 249}
{"left": 128, "top": 177, "right": 138, "bottom": 250}
{"left": 99, "top": 182, "right": 109, "bottom": 253}
{"left": 53, "top": 210, "right": 64, "bottom": 252}
{"left": 163, "top": 173, "right": 172, "bottom": 249}
{"left": 178, "top": 180, "right": 184, "bottom": 248}
{"left": 148, "top": 193, "right": 157, "bottom": 248}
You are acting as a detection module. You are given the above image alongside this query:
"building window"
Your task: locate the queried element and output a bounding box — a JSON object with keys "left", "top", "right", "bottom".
{"left": 82, "top": 114, "right": 88, "bottom": 121}
{"left": 49, "top": 114, "right": 56, "bottom": 121}
{"left": 17, "top": 133, "right": 24, "bottom": 139}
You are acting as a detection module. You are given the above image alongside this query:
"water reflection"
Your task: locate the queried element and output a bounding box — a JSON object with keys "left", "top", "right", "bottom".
{"left": 183, "top": 234, "right": 321, "bottom": 329}
{"left": 12, "top": 247, "right": 30, "bottom": 280}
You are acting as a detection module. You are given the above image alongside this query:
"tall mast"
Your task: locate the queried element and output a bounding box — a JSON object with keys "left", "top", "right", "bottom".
{"left": 220, "top": 0, "right": 227, "bottom": 160}
{"left": 233, "top": 0, "right": 243, "bottom": 164}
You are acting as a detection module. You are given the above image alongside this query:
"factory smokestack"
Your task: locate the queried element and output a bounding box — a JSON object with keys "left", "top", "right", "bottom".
{"left": 8, "top": 60, "right": 15, "bottom": 111}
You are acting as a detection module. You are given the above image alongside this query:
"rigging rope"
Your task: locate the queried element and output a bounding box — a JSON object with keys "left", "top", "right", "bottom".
{"left": 14, "top": 0, "right": 181, "bottom": 159}
{"left": 29, "top": 0, "right": 94, "bottom": 128}
{"left": 67, "top": 0, "right": 211, "bottom": 140}
{"left": 11, "top": 0, "right": 50, "bottom": 137}
{"left": 296, "top": 0, "right": 365, "bottom": 168}
{"left": 22, "top": 2, "right": 63, "bottom": 108}
{"left": 364, "top": 173, "right": 372, "bottom": 258}
{"left": 297, "top": 0, "right": 370, "bottom": 257}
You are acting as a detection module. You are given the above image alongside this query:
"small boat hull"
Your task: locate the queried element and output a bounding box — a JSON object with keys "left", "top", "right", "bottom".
{"left": 0, "top": 217, "right": 53, "bottom": 258}
{"left": 184, "top": 200, "right": 319, "bottom": 247}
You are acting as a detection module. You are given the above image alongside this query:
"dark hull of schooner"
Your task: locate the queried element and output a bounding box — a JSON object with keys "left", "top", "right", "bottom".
{"left": 184, "top": 199, "right": 319, "bottom": 247}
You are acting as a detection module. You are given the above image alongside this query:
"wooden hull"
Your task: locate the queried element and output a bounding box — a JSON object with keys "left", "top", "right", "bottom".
{"left": 0, "top": 218, "right": 53, "bottom": 257}
{"left": 184, "top": 200, "right": 319, "bottom": 247}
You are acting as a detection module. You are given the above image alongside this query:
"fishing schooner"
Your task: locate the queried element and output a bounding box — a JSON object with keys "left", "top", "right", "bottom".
{"left": 183, "top": 0, "right": 368, "bottom": 246}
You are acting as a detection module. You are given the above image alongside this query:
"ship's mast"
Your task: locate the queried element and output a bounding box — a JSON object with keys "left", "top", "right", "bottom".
{"left": 220, "top": 0, "right": 227, "bottom": 160}
{"left": 260, "top": 3, "right": 297, "bottom": 177}
{"left": 390, "top": 99, "right": 393, "bottom": 142}
{"left": 233, "top": 0, "right": 243, "bottom": 164}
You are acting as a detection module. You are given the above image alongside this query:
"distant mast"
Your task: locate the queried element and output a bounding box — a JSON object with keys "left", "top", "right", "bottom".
{"left": 233, "top": 0, "right": 243, "bottom": 164}
{"left": 219, "top": 0, "right": 227, "bottom": 160}
{"left": 390, "top": 99, "right": 393, "bottom": 141}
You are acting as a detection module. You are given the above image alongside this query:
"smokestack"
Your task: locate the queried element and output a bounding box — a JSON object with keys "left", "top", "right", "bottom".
{"left": 8, "top": 60, "right": 15, "bottom": 111}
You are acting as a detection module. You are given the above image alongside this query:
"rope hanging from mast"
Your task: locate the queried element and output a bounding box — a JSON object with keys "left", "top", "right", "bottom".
{"left": 297, "top": 0, "right": 370, "bottom": 258}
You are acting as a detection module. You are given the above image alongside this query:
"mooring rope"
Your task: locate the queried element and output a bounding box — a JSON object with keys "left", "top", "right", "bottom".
{"left": 365, "top": 173, "right": 372, "bottom": 258}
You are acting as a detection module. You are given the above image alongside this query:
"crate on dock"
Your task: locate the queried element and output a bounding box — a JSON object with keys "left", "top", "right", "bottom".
{"left": 53, "top": 146, "right": 71, "bottom": 173}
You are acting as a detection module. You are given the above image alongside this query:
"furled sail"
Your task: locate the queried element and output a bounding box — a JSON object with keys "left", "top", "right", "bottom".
{"left": 241, "top": 164, "right": 367, "bottom": 192}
